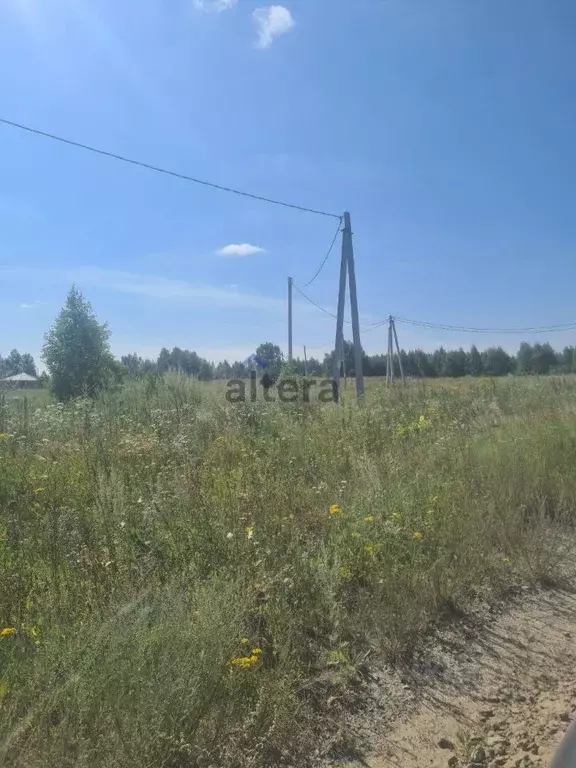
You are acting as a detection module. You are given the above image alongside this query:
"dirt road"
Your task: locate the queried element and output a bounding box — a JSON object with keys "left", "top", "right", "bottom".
{"left": 342, "top": 586, "right": 576, "bottom": 768}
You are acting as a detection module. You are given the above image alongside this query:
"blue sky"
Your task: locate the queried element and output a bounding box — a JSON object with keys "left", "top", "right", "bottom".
{"left": 1, "top": 0, "right": 576, "bottom": 366}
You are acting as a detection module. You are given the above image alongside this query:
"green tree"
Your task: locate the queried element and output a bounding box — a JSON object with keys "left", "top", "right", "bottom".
{"left": 444, "top": 348, "right": 467, "bottom": 377}
{"left": 255, "top": 342, "right": 284, "bottom": 375}
{"left": 42, "top": 286, "right": 114, "bottom": 401}
{"left": 482, "top": 347, "right": 514, "bottom": 376}
{"left": 19, "top": 353, "right": 37, "bottom": 377}
{"left": 198, "top": 360, "right": 214, "bottom": 381}
{"left": 466, "top": 345, "right": 483, "bottom": 376}
{"left": 516, "top": 342, "right": 533, "bottom": 374}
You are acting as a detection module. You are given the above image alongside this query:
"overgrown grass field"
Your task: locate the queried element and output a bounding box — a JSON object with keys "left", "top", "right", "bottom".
{"left": 1, "top": 375, "right": 576, "bottom": 767}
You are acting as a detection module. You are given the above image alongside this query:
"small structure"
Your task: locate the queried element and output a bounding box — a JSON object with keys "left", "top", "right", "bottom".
{"left": 0, "top": 373, "right": 41, "bottom": 389}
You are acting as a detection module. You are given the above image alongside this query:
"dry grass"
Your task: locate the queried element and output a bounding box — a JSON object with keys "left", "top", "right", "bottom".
{"left": 1, "top": 375, "right": 576, "bottom": 766}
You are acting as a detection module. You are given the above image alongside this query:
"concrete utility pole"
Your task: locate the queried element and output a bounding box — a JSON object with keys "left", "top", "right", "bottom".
{"left": 303, "top": 345, "right": 308, "bottom": 376}
{"left": 288, "top": 276, "right": 293, "bottom": 363}
{"left": 332, "top": 212, "right": 364, "bottom": 402}
{"left": 391, "top": 317, "right": 406, "bottom": 386}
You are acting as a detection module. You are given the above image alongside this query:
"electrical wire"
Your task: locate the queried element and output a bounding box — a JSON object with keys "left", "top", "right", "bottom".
{"left": 300, "top": 217, "right": 343, "bottom": 287}
{"left": 394, "top": 316, "right": 576, "bottom": 334}
{"left": 0, "top": 117, "right": 342, "bottom": 219}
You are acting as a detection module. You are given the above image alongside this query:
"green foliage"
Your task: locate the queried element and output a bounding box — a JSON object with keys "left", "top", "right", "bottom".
{"left": 0, "top": 376, "right": 575, "bottom": 765}
{"left": 42, "top": 285, "right": 115, "bottom": 401}
{"left": 0, "top": 350, "right": 37, "bottom": 378}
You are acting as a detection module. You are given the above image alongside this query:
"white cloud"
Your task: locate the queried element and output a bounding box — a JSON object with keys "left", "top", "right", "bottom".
{"left": 217, "top": 243, "right": 266, "bottom": 258}
{"left": 19, "top": 300, "right": 42, "bottom": 309}
{"left": 253, "top": 5, "right": 295, "bottom": 49}
{"left": 194, "top": 0, "right": 237, "bottom": 12}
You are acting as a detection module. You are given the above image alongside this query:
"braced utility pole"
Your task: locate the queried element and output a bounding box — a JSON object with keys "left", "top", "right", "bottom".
{"left": 391, "top": 317, "right": 406, "bottom": 386}
{"left": 332, "top": 212, "right": 364, "bottom": 402}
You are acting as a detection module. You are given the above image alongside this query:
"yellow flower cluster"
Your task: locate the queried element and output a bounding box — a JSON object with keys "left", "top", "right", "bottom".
{"left": 412, "top": 531, "right": 425, "bottom": 541}
{"left": 0, "top": 627, "right": 15, "bottom": 637}
{"left": 230, "top": 648, "right": 262, "bottom": 668}
{"left": 329, "top": 504, "right": 341, "bottom": 515}
{"left": 0, "top": 433, "right": 9, "bottom": 440}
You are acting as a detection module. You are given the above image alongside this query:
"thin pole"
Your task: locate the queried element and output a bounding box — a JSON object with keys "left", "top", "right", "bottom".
{"left": 303, "top": 345, "right": 308, "bottom": 376}
{"left": 332, "top": 225, "right": 348, "bottom": 403}
{"left": 386, "top": 316, "right": 393, "bottom": 386}
{"left": 288, "top": 276, "right": 293, "bottom": 363}
{"left": 344, "top": 212, "right": 364, "bottom": 398}
{"left": 389, "top": 317, "right": 394, "bottom": 383}
{"left": 392, "top": 318, "right": 406, "bottom": 386}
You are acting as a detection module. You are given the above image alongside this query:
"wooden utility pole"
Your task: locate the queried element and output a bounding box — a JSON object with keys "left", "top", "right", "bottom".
{"left": 288, "top": 276, "right": 293, "bottom": 363}
{"left": 332, "top": 212, "right": 364, "bottom": 402}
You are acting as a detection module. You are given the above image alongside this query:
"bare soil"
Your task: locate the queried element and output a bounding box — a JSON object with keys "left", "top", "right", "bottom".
{"left": 332, "top": 585, "right": 576, "bottom": 768}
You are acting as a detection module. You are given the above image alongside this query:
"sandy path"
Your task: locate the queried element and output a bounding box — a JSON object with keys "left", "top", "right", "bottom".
{"left": 347, "top": 587, "right": 576, "bottom": 768}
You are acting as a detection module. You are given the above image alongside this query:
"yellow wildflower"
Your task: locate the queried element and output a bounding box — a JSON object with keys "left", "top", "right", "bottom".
{"left": 412, "top": 531, "right": 425, "bottom": 541}
{"left": 239, "top": 637, "right": 250, "bottom": 645}
{"left": 363, "top": 515, "right": 374, "bottom": 523}
{"left": 230, "top": 653, "right": 260, "bottom": 668}
{"left": 0, "top": 627, "right": 15, "bottom": 637}
{"left": 351, "top": 531, "right": 360, "bottom": 538}
{"left": 329, "top": 504, "right": 341, "bottom": 515}
{"left": 34, "top": 488, "right": 44, "bottom": 495}
{"left": 251, "top": 647, "right": 262, "bottom": 656}
{"left": 0, "top": 433, "right": 9, "bottom": 440}
{"left": 246, "top": 525, "right": 254, "bottom": 540}
{"left": 364, "top": 544, "right": 374, "bottom": 554}
{"left": 391, "top": 511, "right": 402, "bottom": 522}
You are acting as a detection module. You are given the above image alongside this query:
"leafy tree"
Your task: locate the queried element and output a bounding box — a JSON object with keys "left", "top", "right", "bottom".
{"left": 42, "top": 285, "right": 114, "bottom": 401}
{"left": 20, "top": 353, "right": 37, "bottom": 377}
{"left": 255, "top": 342, "right": 283, "bottom": 374}
{"left": 157, "top": 348, "right": 171, "bottom": 373}
{"left": 482, "top": 346, "right": 514, "bottom": 376}
{"left": 516, "top": 342, "right": 533, "bottom": 374}
{"left": 121, "top": 353, "right": 144, "bottom": 375}
{"left": 530, "top": 343, "right": 557, "bottom": 375}
{"left": 444, "top": 348, "right": 467, "bottom": 377}
{"left": 466, "top": 345, "right": 483, "bottom": 376}
{"left": 198, "top": 360, "right": 214, "bottom": 381}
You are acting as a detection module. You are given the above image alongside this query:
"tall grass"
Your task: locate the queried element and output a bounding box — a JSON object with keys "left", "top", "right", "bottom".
{"left": 1, "top": 375, "right": 576, "bottom": 766}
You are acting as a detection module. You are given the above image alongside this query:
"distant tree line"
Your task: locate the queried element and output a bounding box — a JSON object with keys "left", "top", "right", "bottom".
{"left": 0, "top": 349, "right": 37, "bottom": 378}
{"left": 119, "top": 340, "right": 576, "bottom": 380}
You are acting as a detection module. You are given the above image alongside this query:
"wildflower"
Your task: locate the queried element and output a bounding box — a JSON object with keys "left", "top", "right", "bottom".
{"left": 226, "top": 532, "right": 234, "bottom": 540}
{"left": 0, "top": 433, "right": 8, "bottom": 440}
{"left": 0, "top": 627, "right": 15, "bottom": 637}
{"left": 33, "top": 488, "right": 44, "bottom": 495}
{"left": 364, "top": 544, "right": 374, "bottom": 554}
{"left": 363, "top": 515, "right": 374, "bottom": 523}
{"left": 430, "top": 494, "right": 441, "bottom": 504}
{"left": 251, "top": 647, "right": 262, "bottom": 656}
{"left": 351, "top": 531, "right": 360, "bottom": 538}
{"left": 412, "top": 531, "right": 425, "bottom": 541}
{"left": 391, "top": 511, "right": 402, "bottom": 522}
{"left": 329, "top": 504, "right": 341, "bottom": 515}
{"left": 239, "top": 637, "right": 250, "bottom": 645}
{"left": 246, "top": 525, "right": 254, "bottom": 540}
{"left": 230, "top": 653, "right": 260, "bottom": 668}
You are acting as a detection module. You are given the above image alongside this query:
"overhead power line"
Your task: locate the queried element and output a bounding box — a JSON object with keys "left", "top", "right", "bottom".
{"left": 0, "top": 117, "right": 341, "bottom": 220}
{"left": 395, "top": 316, "right": 576, "bottom": 334}
{"left": 293, "top": 284, "right": 388, "bottom": 332}
{"left": 300, "top": 217, "right": 343, "bottom": 288}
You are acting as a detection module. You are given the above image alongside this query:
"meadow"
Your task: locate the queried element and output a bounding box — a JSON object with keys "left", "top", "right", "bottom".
{"left": 1, "top": 374, "right": 576, "bottom": 767}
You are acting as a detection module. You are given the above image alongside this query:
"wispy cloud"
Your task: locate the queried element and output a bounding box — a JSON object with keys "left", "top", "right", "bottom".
{"left": 1, "top": 267, "right": 286, "bottom": 312}
{"left": 20, "top": 300, "right": 42, "bottom": 309}
{"left": 253, "top": 5, "right": 295, "bottom": 49}
{"left": 217, "top": 243, "right": 266, "bottom": 258}
{"left": 194, "top": 0, "right": 237, "bottom": 12}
